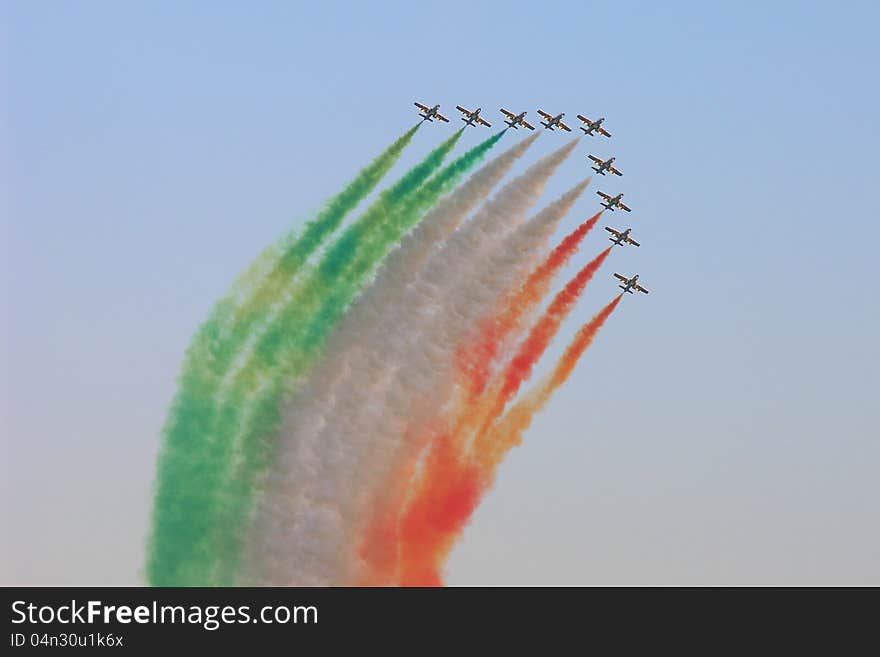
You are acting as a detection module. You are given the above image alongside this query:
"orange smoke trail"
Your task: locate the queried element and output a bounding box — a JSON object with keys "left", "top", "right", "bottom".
{"left": 487, "top": 246, "right": 612, "bottom": 431}
{"left": 475, "top": 295, "right": 623, "bottom": 466}
{"left": 356, "top": 233, "right": 607, "bottom": 584}
{"left": 355, "top": 416, "right": 479, "bottom": 586}
{"left": 396, "top": 432, "right": 484, "bottom": 586}
{"left": 360, "top": 245, "right": 610, "bottom": 585}
{"left": 457, "top": 211, "right": 603, "bottom": 398}
{"left": 354, "top": 420, "right": 443, "bottom": 586}
{"left": 396, "top": 296, "right": 622, "bottom": 585}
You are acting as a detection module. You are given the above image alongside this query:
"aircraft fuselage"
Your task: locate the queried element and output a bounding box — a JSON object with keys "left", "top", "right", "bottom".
{"left": 606, "top": 194, "right": 624, "bottom": 208}
{"left": 463, "top": 108, "right": 482, "bottom": 125}
{"left": 584, "top": 118, "right": 604, "bottom": 134}
{"left": 420, "top": 104, "right": 441, "bottom": 122}
{"left": 620, "top": 274, "right": 638, "bottom": 293}
{"left": 544, "top": 114, "right": 564, "bottom": 129}
{"left": 594, "top": 158, "right": 614, "bottom": 174}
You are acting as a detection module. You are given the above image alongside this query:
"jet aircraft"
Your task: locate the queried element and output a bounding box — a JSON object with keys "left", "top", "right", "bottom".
{"left": 588, "top": 155, "right": 623, "bottom": 176}
{"left": 414, "top": 102, "right": 450, "bottom": 123}
{"left": 577, "top": 114, "right": 611, "bottom": 137}
{"left": 605, "top": 227, "right": 640, "bottom": 248}
{"left": 500, "top": 108, "right": 535, "bottom": 130}
{"left": 614, "top": 273, "right": 649, "bottom": 295}
{"left": 536, "top": 109, "right": 572, "bottom": 131}
{"left": 597, "top": 191, "right": 631, "bottom": 211}
{"left": 456, "top": 105, "right": 492, "bottom": 127}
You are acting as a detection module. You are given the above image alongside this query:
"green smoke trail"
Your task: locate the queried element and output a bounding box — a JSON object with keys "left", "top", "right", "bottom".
{"left": 149, "top": 128, "right": 459, "bottom": 586}
{"left": 208, "top": 131, "right": 505, "bottom": 585}
{"left": 224, "top": 125, "right": 425, "bottom": 357}
{"left": 198, "top": 129, "right": 467, "bottom": 584}
{"left": 147, "top": 126, "right": 419, "bottom": 586}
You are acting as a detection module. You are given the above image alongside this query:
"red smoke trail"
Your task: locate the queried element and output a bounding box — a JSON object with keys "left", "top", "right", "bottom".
{"left": 457, "top": 211, "right": 603, "bottom": 398}
{"left": 356, "top": 408, "right": 489, "bottom": 585}
{"left": 395, "top": 245, "right": 612, "bottom": 582}
{"left": 354, "top": 420, "right": 442, "bottom": 586}
{"left": 476, "top": 294, "right": 623, "bottom": 465}
{"left": 396, "top": 293, "right": 621, "bottom": 586}
{"left": 360, "top": 244, "right": 611, "bottom": 585}
{"left": 357, "top": 228, "right": 606, "bottom": 584}
{"left": 484, "top": 246, "right": 612, "bottom": 434}
{"left": 396, "top": 432, "right": 484, "bottom": 586}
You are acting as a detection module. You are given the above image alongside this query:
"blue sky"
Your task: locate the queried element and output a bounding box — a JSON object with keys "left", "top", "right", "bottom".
{"left": 3, "top": 1, "right": 878, "bottom": 584}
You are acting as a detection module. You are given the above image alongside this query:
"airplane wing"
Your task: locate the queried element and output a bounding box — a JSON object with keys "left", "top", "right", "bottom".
{"left": 604, "top": 227, "right": 622, "bottom": 237}
{"left": 521, "top": 119, "right": 535, "bottom": 130}
{"left": 611, "top": 166, "right": 623, "bottom": 177}
{"left": 456, "top": 105, "right": 471, "bottom": 114}
{"left": 500, "top": 108, "right": 515, "bottom": 118}
{"left": 635, "top": 284, "right": 649, "bottom": 294}
{"left": 619, "top": 202, "right": 632, "bottom": 212}
{"left": 478, "top": 117, "right": 492, "bottom": 127}
{"left": 599, "top": 127, "right": 612, "bottom": 138}
{"left": 436, "top": 113, "right": 450, "bottom": 123}
{"left": 627, "top": 237, "right": 641, "bottom": 247}
{"left": 537, "top": 109, "right": 552, "bottom": 119}
{"left": 588, "top": 155, "right": 603, "bottom": 164}
{"left": 414, "top": 102, "right": 429, "bottom": 111}
{"left": 597, "top": 191, "right": 612, "bottom": 200}
{"left": 613, "top": 273, "right": 628, "bottom": 283}
{"left": 576, "top": 114, "right": 591, "bottom": 124}
{"left": 559, "top": 121, "right": 572, "bottom": 132}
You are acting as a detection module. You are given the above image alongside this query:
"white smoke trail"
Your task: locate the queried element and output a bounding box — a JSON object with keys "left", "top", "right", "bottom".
{"left": 244, "top": 134, "right": 548, "bottom": 584}
{"left": 341, "top": 177, "right": 592, "bottom": 584}
{"left": 250, "top": 140, "right": 582, "bottom": 585}
{"left": 267, "top": 133, "right": 541, "bottom": 469}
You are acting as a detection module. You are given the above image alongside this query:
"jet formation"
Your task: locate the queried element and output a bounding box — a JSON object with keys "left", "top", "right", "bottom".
{"left": 412, "top": 101, "right": 651, "bottom": 296}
